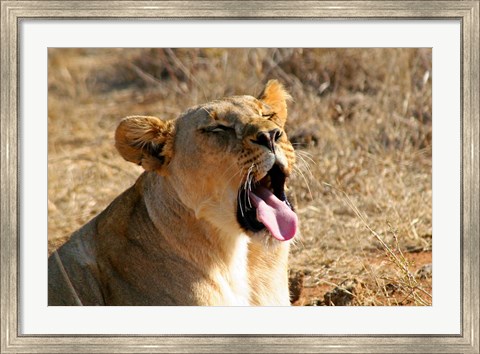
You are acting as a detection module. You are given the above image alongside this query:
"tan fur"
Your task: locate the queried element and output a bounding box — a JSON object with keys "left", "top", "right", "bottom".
{"left": 48, "top": 80, "right": 296, "bottom": 306}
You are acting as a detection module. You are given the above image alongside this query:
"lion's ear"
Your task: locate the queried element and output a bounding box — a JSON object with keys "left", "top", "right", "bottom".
{"left": 258, "top": 79, "right": 292, "bottom": 127}
{"left": 115, "top": 116, "right": 175, "bottom": 175}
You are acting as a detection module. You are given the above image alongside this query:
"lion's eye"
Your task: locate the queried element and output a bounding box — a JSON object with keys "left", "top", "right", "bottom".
{"left": 203, "top": 125, "right": 234, "bottom": 133}
{"left": 262, "top": 113, "right": 275, "bottom": 119}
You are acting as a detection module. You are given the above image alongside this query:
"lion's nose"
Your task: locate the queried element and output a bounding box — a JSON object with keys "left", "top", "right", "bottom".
{"left": 251, "top": 128, "right": 282, "bottom": 153}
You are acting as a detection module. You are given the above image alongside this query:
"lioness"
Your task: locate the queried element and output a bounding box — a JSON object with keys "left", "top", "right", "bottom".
{"left": 48, "top": 80, "right": 298, "bottom": 306}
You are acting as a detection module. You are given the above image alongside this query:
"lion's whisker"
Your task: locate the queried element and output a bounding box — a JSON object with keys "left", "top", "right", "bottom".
{"left": 218, "top": 160, "right": 240, "bottom": 181}
{"left": 238, "top": 188, "right": 245, "bottom": 217}
{"left": 235, "top": 166, "right": 250, "bottom": 218}
{"left": 293, "top": 165, "right": 314, "bottom": 200}
{"left": 295, "top": 150, "right": 316, "bottom": 164}
{"left": 244, "top": 163, "right": 255, "bottom": 208}
{"left": 223, "top": 168, "right": 243, "bottom": 193}
{"left": 295, "top": 152, "right": 315, "bottom": 179}
{"left": 246, "top": 174, "right": 253, "bottom": 208}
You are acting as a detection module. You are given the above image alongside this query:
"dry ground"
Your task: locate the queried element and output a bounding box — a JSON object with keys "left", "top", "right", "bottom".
{"left": 48, "top": 48, "right": 432, "bottom": 306}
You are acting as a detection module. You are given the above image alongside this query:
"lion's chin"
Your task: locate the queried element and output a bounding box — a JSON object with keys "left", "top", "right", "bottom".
{"left": 236, "top": 164, "right": 297, "bottom": 242}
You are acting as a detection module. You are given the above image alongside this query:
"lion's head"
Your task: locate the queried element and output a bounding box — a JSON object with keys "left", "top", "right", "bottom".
{"left": 115, "top": 80, "right": 297, "bottom": 243}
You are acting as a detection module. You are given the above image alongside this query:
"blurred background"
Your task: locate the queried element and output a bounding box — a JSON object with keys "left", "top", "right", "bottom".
{"left": 48, "top": 48, "right": 432, "bottom": 306}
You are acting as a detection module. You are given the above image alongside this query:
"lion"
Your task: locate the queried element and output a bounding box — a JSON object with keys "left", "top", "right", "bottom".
{"left": 48, "top": 80, "right": 298, "bottom": 306}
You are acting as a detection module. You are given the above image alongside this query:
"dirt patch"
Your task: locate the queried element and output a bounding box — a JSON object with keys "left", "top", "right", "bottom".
{"left": 291, "top": 251, "right": 432, "bottom": 306}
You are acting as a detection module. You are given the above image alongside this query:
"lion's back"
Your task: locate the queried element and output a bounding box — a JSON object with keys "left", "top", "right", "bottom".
{"left": 48, "top": 220, "right": 105, "bottom": 305}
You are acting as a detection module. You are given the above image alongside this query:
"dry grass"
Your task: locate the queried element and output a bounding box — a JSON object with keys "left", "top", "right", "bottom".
{"left": 48, "top": 48, "right": 432, "bottom": 306}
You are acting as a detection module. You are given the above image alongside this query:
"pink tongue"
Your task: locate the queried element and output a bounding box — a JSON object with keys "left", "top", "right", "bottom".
{"left": 249, "top": 186, "right": 297, "bottom": 241}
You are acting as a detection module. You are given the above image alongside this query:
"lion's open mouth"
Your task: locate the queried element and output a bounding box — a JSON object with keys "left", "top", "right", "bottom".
{"left": 236, "top": 164, "right": 297, "bottom": 241}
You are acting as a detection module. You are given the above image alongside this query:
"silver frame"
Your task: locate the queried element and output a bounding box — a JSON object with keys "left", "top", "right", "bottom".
{"left": 1, "top": 1, "right": 478, "bottom": 353}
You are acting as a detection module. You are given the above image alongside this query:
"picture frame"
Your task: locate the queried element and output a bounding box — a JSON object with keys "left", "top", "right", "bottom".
{"left": 1, "top": 1, "right": 478, "bottom": 353}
